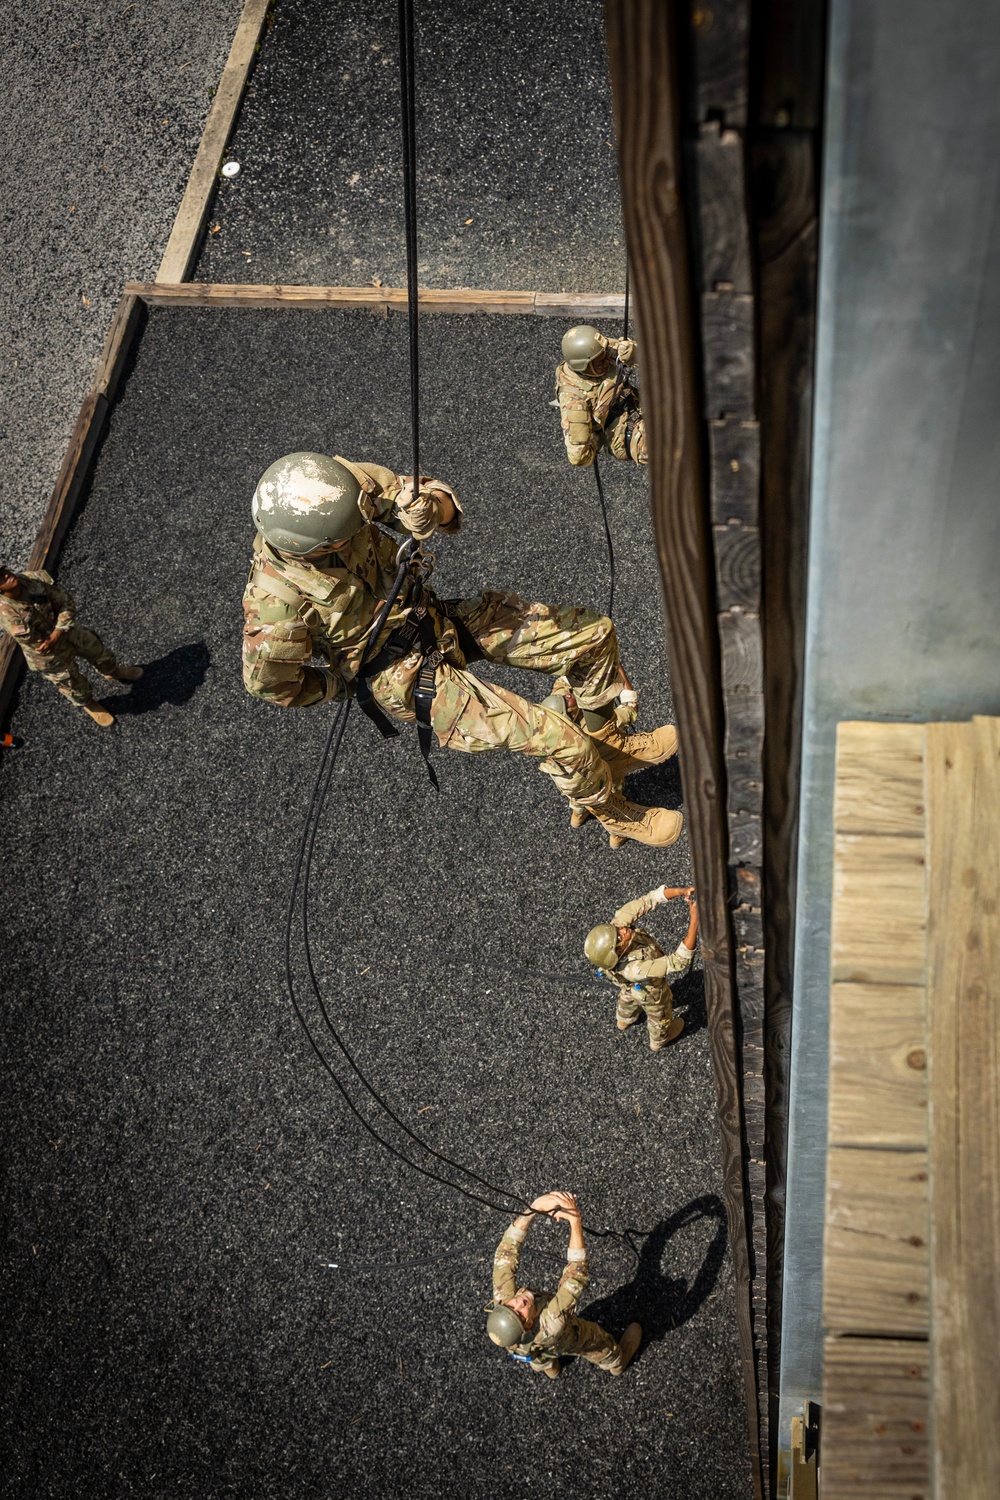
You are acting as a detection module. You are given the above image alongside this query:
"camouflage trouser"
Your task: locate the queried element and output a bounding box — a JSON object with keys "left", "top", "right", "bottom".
{"left": 529, "top": 1317, "right": 626, "bottom": 1375}
{"left": 616, "top": 980, "right": 674, "bottom": 1047}
{"left": 606, "top": 410, "right": 647, "bottom": 466}
{"left": 22, "top": 625, "right": 118, "bottom": 707}
{"left": 369, "top": 591, "right": 628, "bottom": 809}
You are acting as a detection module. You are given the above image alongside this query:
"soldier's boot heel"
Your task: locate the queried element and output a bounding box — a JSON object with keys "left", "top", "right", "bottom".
{"left": 650, "top": 1016, "right": 685, "bottom": 1051}
{"left": 83, "top": 702, "right": 115, "bottom": 728}
{"left": 539, "top": 1360, "right": 562, "bottom": 1380}
{"left": 571, "top": 805, "right": 625, "bottom": 850}
{"left": 608, "top": 1323, "right": 642, "bottom": 1376}
{"left": 591, "top": 793, "right": 683, "bottom": 849}
{"left": 113, "top": 664, "right": 143, "bottom": 682}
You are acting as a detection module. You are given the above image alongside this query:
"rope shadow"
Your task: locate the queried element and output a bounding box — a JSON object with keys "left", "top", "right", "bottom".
{"left": 109, "top": 641, "right": 211, "bottom": 716}
{"left": 580, "top": 1193, "right": 728, "bottom": 1351}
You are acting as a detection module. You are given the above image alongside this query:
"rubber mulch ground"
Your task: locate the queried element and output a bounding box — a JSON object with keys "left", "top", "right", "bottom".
{"left": 0, "top": 307, "right": 751, "bottom": 1499}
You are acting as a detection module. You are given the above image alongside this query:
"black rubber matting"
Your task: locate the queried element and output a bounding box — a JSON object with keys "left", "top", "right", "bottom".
{"left": 0, "top": 307, "right": 752, "bottom": 1499}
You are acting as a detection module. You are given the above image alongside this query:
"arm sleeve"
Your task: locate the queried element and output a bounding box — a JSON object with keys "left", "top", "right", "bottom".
{"left": 492, "top": 1222, "right": 527, "bottom": 1305}
{"left": 242, "top": 595, "right": 343, "bottom": 709}
{"left": 611, "top": 887, "right": 666, "bottom": 927}
{"left": 537, "top": 1252, "right": 589, "bottom": 1342}
{"left": 47, "top": 582, "right": 76, "bottom": 631}
{"left": 557, "top": 387, "right": 599, "bottom": 467}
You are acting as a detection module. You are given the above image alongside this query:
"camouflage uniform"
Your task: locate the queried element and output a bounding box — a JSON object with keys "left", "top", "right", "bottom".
{"left": 555, "top": 338, "right": 647, "bottom": 467}
{"left": 601, "top": 887, "right": 695, "bottom": 1046}
{"left": 243, "top": 459, "right": 628, "bottom": 811}
{"left": 0, "top": 570, "right": 119, "bottom": 707}
{"left": 491, "top": 1218, "right": 627, "bottom": 1375}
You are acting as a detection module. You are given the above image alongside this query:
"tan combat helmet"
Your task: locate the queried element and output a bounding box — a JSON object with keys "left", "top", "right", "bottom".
{"left": 561, "top": 325, "right": 607, "bottom": 373}
{"left": 584, "top": 924, "right": 620, "bottom": 970}
{"left": 252, "top": 452, "right": 364, "bottom": 556}
{"left": 486, "top": 1305, "right": 529, "bottom": 1347}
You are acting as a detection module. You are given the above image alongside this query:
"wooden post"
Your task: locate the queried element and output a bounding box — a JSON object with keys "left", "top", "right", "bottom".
{"left": 603, "top": 3, "right": 762, "bottom": 1494}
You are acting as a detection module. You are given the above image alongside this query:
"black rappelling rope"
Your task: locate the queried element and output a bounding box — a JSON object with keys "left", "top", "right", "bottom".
{"left": 589, "top": 260, "right": 630, "bottom": 620}
{"left": 281, "top": 0, "right": 654, "bottom": 1268}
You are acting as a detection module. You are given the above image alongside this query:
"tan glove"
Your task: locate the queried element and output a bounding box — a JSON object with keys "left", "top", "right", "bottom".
{"left": 394, "top": 477, "right": 459, "bottom": 540}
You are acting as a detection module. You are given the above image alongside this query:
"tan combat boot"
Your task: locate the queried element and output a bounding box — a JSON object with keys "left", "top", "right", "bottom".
{"left": 111, "top": 664, "right": 143, "bottom": 682}
{"left": 538, "top": 1360, "right": 562, "bottom": 1380}
{"left": 650, "top": 1016, "right": 685, "bottom": 1051}
{"left": 83, "top": 702, "right": 115, "bottom": 727}
{"left": 608, "top": 1322, "right": 642, "bottom": 1375}
{"left": 590, "top": 791, "right": 683, "bottom": 849}
{"left": 587, "top": 719, "right": 678, "bottom": 781}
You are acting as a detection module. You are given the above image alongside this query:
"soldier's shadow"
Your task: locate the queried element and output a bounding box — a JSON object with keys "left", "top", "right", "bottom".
{"left": 580, "top": 1193, "right": 728, "bottom": 1356}
{"left": 672, "top": 965, "right": 707, "bottom": 1040}
{"left": 624, "top": 756, "right": 683, "bottom": 811}
{"left": 109, "top": 641, "right": 211, "bottom": 716}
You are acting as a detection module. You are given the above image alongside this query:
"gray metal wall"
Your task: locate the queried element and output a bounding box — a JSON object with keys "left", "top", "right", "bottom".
{"left": 779, "top": 0, "right": 1000, "bottom": 1455}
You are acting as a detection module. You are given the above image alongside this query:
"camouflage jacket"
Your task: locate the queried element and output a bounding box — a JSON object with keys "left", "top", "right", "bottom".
{"left": 555, "top": 338, "right": 639, "bottom": 466}
{"left": 602, "top": 887, "right": 695, "bottom": 1000}
{"left": 492, "top": 1218, "right": 589, "bottom": 1357}
{"left": 0, "top": 570, "right": 76, "bottom": 649}
{"left": 242, "top": 458, "right": 463, "bottom": 709}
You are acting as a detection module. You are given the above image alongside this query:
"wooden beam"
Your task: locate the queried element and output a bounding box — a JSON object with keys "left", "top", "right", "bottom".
{"left": 603, "top": 3, "right": 762, "bottom": 1494}
{"left": 156, "top": 0, "right": 272, "bottom": 284}
{"left": 129, "top": 282, "right": 627, "bottom": 318}
{"left": 828, "top": 983, "right": 928, "bottom": 1148}
{"left": 831, "top": 834, "right": 928, "bottom": 986}
{"left": 926, "top": 717, "right": 1000, "bottom": 1499}
{"left": 824, "top": 1146, "right": 930, "bottom": 1336}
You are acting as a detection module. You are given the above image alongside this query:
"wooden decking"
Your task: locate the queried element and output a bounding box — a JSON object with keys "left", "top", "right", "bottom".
{"left": 821, "top": 719, "right": 1000, "bottom": 1498}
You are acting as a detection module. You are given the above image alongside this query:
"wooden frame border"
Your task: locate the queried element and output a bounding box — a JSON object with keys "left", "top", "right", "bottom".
{"left": 156, "top": 0, "right": 272, "bottom": 284}
{"left": 130, "top": 282, "right": 626, "bottom": 318}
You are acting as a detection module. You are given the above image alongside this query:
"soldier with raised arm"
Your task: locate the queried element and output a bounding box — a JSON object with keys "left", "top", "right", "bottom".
{"left": 0, "top": 564, "right": 142, "bottom": 728}
{"left": 242, "top": 452, "right": 683, "bottom": 848}
{"left": 585, "top": 886, "right": 699, "bottom": 1050}
{"left": 486, "top": 1190, "right": 641, "bottom": 1380}
{"left": 555, "top": 325, "right": 646, "bottom": 467}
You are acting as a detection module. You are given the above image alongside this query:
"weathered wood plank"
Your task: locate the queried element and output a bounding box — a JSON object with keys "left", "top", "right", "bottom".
{"left": 129, "top": 282, "right": 626, "bottom": 318}
{"left": 720, "top": 609, "right": 763, "bottom": 693}
{"left": 93, "top": 293, "right": 145, "bottom": 401}
{"left": 156, "top": 0, "right": 272, "bottom": 283}
{"left": 829, "top": 983, "right": 928, "bottom": 1148}
{"left": 831, "top": 834, "right": 927, "bottom": 986}
{"left": 603, "top": 5, "right": 762, "bottom": 1492}
{"left": 834, "top": 721, "right": 926, "bottom": 837}
{"left": 729, "top": 810, "right": 762, "bottom": 865}
{"left": 822, "top": 1336, "right": 930, "bottom": 1498}
{"left": 926, "top": 716, "right": 1000, "bottom": 1499}
{"left": 701, "top": 292, "right": 755, "bottom": 419}
{"left": 713, "top": 520, "right": 761, "bottom": 610}
{"left": 724, "top": 690, "right": 764, "bottom": 757}
{"left": 28, "top": 393, "right": 108, "bottom": 572}
{"left": 694, "top": 123, "right": 752, "bottom": 293}
{"left": 824, "top": 1147, "right": 929, "bottom": 1335}
{"left": 688, "top": 0, "right": 749, "bottom": 126}
{"left": 708, "top": 418, "right": 760, "bottom": 524}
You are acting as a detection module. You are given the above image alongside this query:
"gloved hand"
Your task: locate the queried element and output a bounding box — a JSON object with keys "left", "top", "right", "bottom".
{"left": 395, "top": 476, "right": 459, "bottom": 540}
{"left": 614, "top": 337, "right": 638, "bottom": 367}
{"left": 614, "top": 687, "right": 638, "bottom": 728}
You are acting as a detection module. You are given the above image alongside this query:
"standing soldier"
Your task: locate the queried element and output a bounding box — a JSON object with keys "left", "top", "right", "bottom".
{"left": 585, "top": 886, "right": 699, "bottom": 1050}
{"left": 555, "top": 325, "right": 646, "bottom": 467}
{"left": 0, "top": 564, "right": 142, "bottom": 728}
{"left": 486, "top": 1190, "right": 642, "bottom": 1380}
{"left": 242, "top": 452, "right": 683, "bottom": 848}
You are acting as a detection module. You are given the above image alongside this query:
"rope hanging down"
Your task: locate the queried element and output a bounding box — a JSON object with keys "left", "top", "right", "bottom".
{"left": 281, "top": 5, "right": 655, "bottom": 1269}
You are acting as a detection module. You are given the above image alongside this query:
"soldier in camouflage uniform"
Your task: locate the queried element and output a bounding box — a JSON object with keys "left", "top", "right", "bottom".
{"left": 485, "top": 1190, "right": 641, "bottom": 1380}
{"left": 242, "top": 452, "right": 684, "bottom": 848}
{"left": 0, "top": 564, "right": 142, "bottom": 728}
{"left": 556, "top": 325, "right": 646, "bottom": 467}
{"left": 585, "top": 886, "right": 699, "bottom": 1050}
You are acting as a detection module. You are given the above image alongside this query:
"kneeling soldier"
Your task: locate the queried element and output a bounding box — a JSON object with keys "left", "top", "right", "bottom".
{"left": 242, "top": 452, "right": 683, "bottom": 848}
{"left": 486, "top": 1191, "right": 641, "bottom": 1380}
{"left": 585, "top": 886, "right": 699, "bottom": 1050}
{"left": 0, "top": 564, "right": 142, "bottom": 728}
{"left": 556, "top": 325, "right": 646, "bottom": 467}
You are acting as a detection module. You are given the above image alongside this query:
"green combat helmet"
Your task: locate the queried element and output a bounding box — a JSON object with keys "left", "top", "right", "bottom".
{"left": 561, "top": 325, "right": 607, "bottom": 373}
{"left": 584, "top": 923, "right": 620, "bottom": 970}
{"left": 486, "top": 1306, "right": 528, "bottom": 1347}
{"left": 252, "top": 452, "right": 364, "bottom": 555}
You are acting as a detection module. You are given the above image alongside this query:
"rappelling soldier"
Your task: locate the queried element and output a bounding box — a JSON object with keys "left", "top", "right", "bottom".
{"left": 0, "top": 563, "right": 142, "bottom": 727}
{"left": 242, "top": 452, "right": 683, "bottom": 848}
{"left": 486, "top": 1190, "right": 642, "bottom": 1380}
{"left": 584, "top": 886, "right": 699, "bottom": 1050}
{"left": 556, "top": 325, "right": 646, "bottom": 467}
